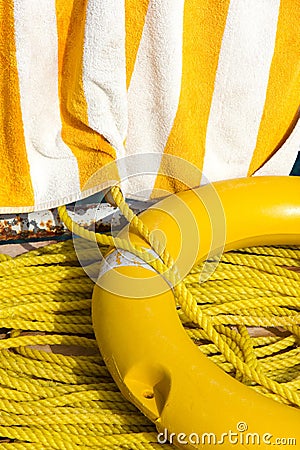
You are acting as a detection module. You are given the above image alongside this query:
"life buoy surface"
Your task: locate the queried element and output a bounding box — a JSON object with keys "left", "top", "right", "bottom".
{"left": 92, "top": 176, "right": 300, "bottom": 449}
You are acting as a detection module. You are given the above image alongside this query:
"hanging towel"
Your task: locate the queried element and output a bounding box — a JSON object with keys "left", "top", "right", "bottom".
{"left": 0, "top": 0, "right": 299, "bottom": 213}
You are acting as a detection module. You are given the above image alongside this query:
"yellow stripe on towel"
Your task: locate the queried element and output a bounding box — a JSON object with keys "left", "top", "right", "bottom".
{"left": 57, "top": 0, "right": 117, "bottom": 192}
{"left": 249, "top": 0, "right": 300, "bottom": 175}
{"left": 125, "top": 0, "right": 150, "bottom": 88}
{"left": 0, "top": 0, "right": 34, "bottom": 209}
{"left": 154, "top": 0, "right": 231, "bottom": 195}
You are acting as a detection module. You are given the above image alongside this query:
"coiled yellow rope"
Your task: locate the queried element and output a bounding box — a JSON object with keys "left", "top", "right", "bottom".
{"left": 0, "top": 187, "right": 298, "bottom": 448}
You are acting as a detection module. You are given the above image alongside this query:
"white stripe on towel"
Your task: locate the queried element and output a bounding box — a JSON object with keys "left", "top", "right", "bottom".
{"left": 83, "top": 0, "right": 128, "bottom": 153}
{"left": 13, "top": 0, "right": 81, "bottom": 207}
{"left": 121, "top": 0, "right": 185, "bottom": 199}
{"left": 202, "top": 0, "right": 280, "bottom": 184}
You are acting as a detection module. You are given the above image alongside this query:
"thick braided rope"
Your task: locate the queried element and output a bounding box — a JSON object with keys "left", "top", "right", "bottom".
{"left": 0, "top": 240, "right": 299, "bottom": 448}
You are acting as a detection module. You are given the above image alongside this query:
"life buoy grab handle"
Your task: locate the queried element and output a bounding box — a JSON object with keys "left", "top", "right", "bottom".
{"left": 92, "top": 177, "right": 300, "bottom": 449}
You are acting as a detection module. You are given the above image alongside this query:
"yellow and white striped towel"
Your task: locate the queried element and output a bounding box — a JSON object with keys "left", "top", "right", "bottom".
{"left": 0, "top": 0, "right": 299, "bottom": 212}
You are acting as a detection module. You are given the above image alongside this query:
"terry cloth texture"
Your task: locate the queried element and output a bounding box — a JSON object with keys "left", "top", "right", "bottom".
{"left": 0, "top": 0, "right": 299, "bottom": 213}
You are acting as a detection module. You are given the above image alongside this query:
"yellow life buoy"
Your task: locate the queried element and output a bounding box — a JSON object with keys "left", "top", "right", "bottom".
{"left": 92, "top": 176, "right": 300, "bottom": 449}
